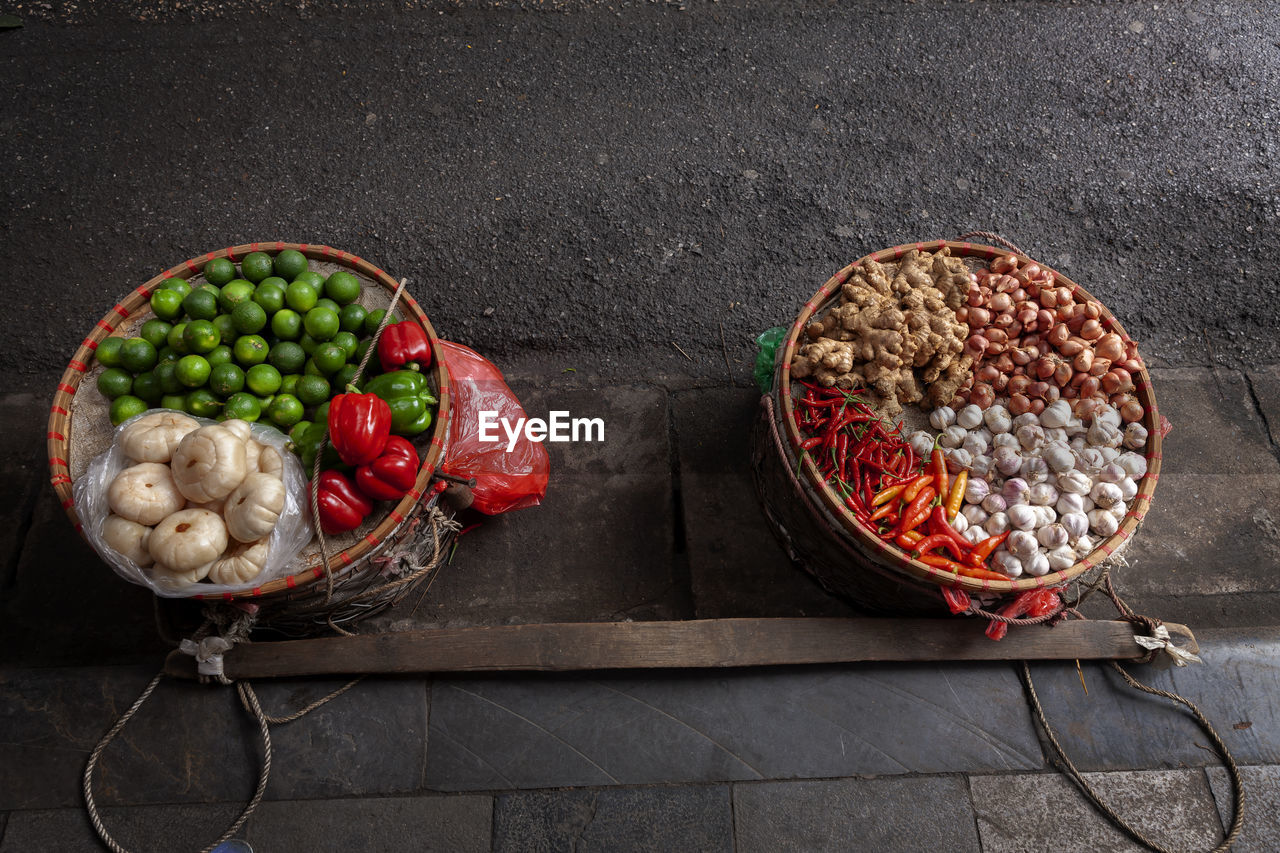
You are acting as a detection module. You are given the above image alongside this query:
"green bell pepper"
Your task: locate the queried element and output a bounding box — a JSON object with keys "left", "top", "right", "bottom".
{"left": 363, "top": 370, "right": 438, "bottom": 437}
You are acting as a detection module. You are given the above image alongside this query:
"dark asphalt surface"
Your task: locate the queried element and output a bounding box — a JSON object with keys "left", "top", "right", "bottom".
{"left": 2, "top": 0, "right": 1278, "bottom": 392}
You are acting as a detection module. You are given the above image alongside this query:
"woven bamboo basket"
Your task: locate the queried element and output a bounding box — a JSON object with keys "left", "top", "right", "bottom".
{"left": 754, "top": 239, "right": 1165, "bottom": 613}
{"left": 47, "top": 241, "right": 455, "bottom": 606}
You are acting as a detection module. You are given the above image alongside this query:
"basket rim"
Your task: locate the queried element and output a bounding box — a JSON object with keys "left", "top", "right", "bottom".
{"left": 47, "top": 240, "right": 454, "bottom": 601}
{"left": 775, "top": 238, "right": 1164, "bottom": 595}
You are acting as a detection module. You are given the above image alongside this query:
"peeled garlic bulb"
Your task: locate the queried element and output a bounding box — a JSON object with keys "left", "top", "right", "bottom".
{"left": 149, "top": 508, "right": 228, "bottom": 573}
{"left": 118, "top": 411, "right": 200, "bottom": 464}
{"left": 108, "top": 463, "right": 186, "bottom": 526}
{"left": 208, "top": 539, "right": 270, "bottom": 586}
{"left": 171, "top": 425, "right": 249, "bottom": 503}
{"left": 102, "top": 515, "right": 153, "bottom": 567}
{"left": 223, "top": 472, "right": 286, "bottom": 543}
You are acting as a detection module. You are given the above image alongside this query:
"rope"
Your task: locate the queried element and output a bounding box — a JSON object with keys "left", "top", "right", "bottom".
{"left": 955, "top": 230, "right": 1026, "bottom": 256}
{"left": 1022, "top": 660, "right": 1246, "bottom": 852}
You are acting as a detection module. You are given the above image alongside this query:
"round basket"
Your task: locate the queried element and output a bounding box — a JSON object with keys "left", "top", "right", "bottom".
{"left": 46, "top": 241, "right": 454, "bottom": 604}
{"left": 755, "top": 238, "right": 1164, "bottom": 612}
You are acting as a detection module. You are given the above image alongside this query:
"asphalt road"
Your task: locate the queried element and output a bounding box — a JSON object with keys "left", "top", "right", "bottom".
{"left": 2, "top": 1, "right": 1277, "bottom": 393}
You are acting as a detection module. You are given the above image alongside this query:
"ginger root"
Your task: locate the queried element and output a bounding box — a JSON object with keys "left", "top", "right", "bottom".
{"left": 792, "top": 248, "right": 972, "bottom": 416}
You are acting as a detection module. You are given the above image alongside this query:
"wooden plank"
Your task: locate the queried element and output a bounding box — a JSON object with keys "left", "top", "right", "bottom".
{"left": 163, "top": 618, "right": 1199, "bottom": 680}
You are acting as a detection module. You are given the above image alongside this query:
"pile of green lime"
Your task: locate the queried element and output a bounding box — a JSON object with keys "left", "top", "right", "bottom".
{"left": 95, "top": 250, "right": 398, "bottom": 429}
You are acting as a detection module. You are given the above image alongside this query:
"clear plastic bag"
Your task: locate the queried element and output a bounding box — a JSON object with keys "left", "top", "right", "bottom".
{"left": 73, "top": 410, "right": 314, "bottom": 598}
{"left": 439, "top": 341, "right": 550, "bottom": 515}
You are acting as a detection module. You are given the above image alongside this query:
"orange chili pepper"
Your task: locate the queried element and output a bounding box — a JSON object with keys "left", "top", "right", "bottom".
{"left": 946, "top": 469, "right": 967, "bottom": 523}
{"left": 921, "top": 555, "right": 1011, "bottom": 582}
{"left": 931, "top": 448, "right": 949, "bottom": 502}
{"left": 968, "top": 530, "right": 1010, "bottom": 567}
{"left": 869, "top": 502, "right": 897, "bottom": 522}
{"left": 872, "top": 483, "right": 906, "bottom": 507}
{"left": 894, "top": 530, "right": 924, "bottom": 550}
{"left": 901, "top": 474, "right": 934, "bottom": 504}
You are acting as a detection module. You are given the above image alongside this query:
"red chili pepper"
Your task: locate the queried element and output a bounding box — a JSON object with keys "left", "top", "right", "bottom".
{"left": 377, "top": 322, "right": 433, "bottom": 373}
{"left": 897, "top": 485, "right": 937, "bottom": 535}
{"left": 894, "top": 530, "right": 924, "bottom": 550}
{"left": 928, "top": 505, "right": 972, "bottom": 554}
{"left": 328, "top": 391, "right": 392, "bottom": 466}
{"left": 930, "top": 448, "right": 949, "bottom": 501}
{"left": 800, "top": 436, "right": 822, "bottom": 451}
{"left": 985, "top": 588, "right": 1055, "bottom": 641}
{"left": 355, "top": 435, "right": 420, "bottom": 501}
{"left": 314, "top": 469, "right": 373, "bottom": 535}
{"left": 968, "top": 531, "right": 1010, "bottom": 567}
{"left": 911, "top": 533, "right": 967, "bottom": 561}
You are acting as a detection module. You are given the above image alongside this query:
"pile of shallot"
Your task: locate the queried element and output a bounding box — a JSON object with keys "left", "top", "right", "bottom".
{"left": 952, "top": 255, "right": 1146, "bottom": 424}
{"left": 908, "top": 398, "right": 1148, "bottom": 578}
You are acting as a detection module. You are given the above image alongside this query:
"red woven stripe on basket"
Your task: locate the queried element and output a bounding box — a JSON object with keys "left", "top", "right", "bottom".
{"left": 69, "top": 360, "right": 87, "bottom": 373}
{"left": 47, "top": 430, "right": 65, "bottom": 441}
{"left": 339, "top": 551, "right": 352, "bottom": 566}
{"left": 50, "top": 474, "right": 71, "bottom": 486}
{"left": 81, "top": 337, "right": 99, "bottom": 351}
{"left": 49, "top": 456, "right": 68, "bottom": 469}
{"left": 57, "top": 383, "right": 77, "bottom": 395}
{"left": 184, "top": 258, "right": 201, "bottom": 274}
{"left": 252, "top": 586, "right": 262, "bottom": 596}
{"left": 50, "top": 405, "right": 69, "bottom": 417}
{"left": 96, "top": 319, "right": 116, "bottom": 333}
{"left": 61, "top": 497, "right": 74, "bottom": 509}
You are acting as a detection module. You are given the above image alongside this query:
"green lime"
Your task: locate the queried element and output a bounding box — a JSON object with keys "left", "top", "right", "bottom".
{"left": 234, "top": 334, "right": 269, "bottom": 366}
{"left": 363, "top": 309, "right": 397, "bottom": 337}
{"left": 166, "top": 323, "right": 189, "bottom": 355}
{"left": 273, "top": 249, "right": 308, "bottom": 281}
{"left": 240, "top": 252, "right": 274, "bottom": 284}
{"left": 183, "top": 288, "right": 219, "bottom": 322}
{"left": 223, "top": 392, "right": 261, "bottom": 422}
{"left": 95, "top": 336, "right": 125, "bottom": 368}
{"left": 246, "top": 363, "right": 282, "bottom": 395}
{"left": 333, "top": 363, "right": 361, "bottom": 392}
{"left": 314, "top": 297, "right": 341, "bottom": 316}
{"left": 149, "top": 288, "right": 185, "bottom": 321}
{"left": 298, "top": 333, "right": 320, "bottom": 356}
{"left": 289, "top": 421, "right": 313, "bottom": 445}
{"left": 97, "top": 367, "right": 133, "bottom": 400}
{"left": 175, "top": 354, "right": 212, "bottom": 388}
{"left": 231, "top": 301, "right": 268, "bottom": 335}
{"left": 219, "top": 279, "right": 256, "bottom": 313}
{"left": 212, "top": 314, "right": 237, "bottom": 344}
{"left": 266, "top": 394, "right": 304, "bottom": 429}
{"left": 132, "top": 371, "right": 163, "bottom": 404}
{"left": 157, "top": 346, "right": 179, "bottom": 364}
{"left": 119, "top": 338, "right": 158, "bottom": 373}
{"left": 338, "top": 303, "right": 368, "bottom": 334}
{"left": 295, "top": 374, "right": 331, "bottom": 406}
{"left": 303, "top": 307, "right": 340, "bottom": 341}
{"left": 324, "top": 270, "right": 361, "bottom": 305}
{"left": 313, "top": 342, "right": 347, "bottom": 375}
{"left": 271, "top": 308, "right": 302, "bottom": 340}
{"left": 139, "top": 319, "right": 172, "bottom": 350}
{"left": 303, "top": 358, "right": 324, "bottom": 377}
{"left": 268, "top": 341, "right": 306, "bottom": 374}
{"left": 209, "top": 363, "right": 245, "bottom": 396}
{"left": 331, "top": 331, "right": 359, "bottom": 360}
{"left": 285, "top": 280, "right": 318, "bottom": 313}
{"left": 203, "top": 258, "right": 236, "bottom": 286}
{"left": 159, "top": 277, "right": 192, "bottom": 297}
{"left": 186, "top": 389, "right": 222, "bottom": 418}
{"left": 183, "top": 319, "right": 220, "bottom": 354}
{"left": 155, "top": 361, "right": 183, "bottom": 394}
{"left": 313, "top": 401, "right": 331, "bottom": 426}
{"left": 199, "top": 283, "right": 221, "bottom": 300}
{"left": 109, "top": 395, "right": 148, "bottom": 426}
{"left": 160, "top": 393, "right": 188, "bottom": 411}
{"left": 206, "top": 344, "right": 233, "bottom": 366}
{"left": 253, "top": 280, "right": 286, "bottom": 314}
{"left": 355, "top": 338, "right": 373, "bottom": 366}
{"left": 293, "top": 270, "right": 326, "bottom": 290}
{"left": 279, "top": 373, "right": 300, "bottom": 397}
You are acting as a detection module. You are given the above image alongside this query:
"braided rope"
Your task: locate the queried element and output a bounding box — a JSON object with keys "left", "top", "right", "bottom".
{"left": 955, "top": 230, "right": 1026, "bottom": 256}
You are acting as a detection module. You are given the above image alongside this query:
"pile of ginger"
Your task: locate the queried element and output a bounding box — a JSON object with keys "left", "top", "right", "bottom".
{"left": 792, "top": 248, "right": 972, "bottom": 416}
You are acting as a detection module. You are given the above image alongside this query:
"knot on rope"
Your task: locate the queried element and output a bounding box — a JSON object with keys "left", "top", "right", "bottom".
{"left": 1132, "top": 621, "right": 1204, "bottom": 668}
{"left": 179, "top": 636, "right": 234, "bottom": 680}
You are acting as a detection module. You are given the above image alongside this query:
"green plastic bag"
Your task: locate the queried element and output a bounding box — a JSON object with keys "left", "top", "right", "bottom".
{"left": 753, "top": 326, "right": 787, "bottom": 393}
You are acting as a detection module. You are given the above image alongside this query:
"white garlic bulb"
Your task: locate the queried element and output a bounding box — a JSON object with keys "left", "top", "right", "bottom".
{"left": 962, "top": 432, "right": 989, "bottom": 458}
{"left": 984, "top": 405, "right": 1013, "bottom": 434}
{"left": 1088, "top": 509, "right": 1119, "bottom": 537}
{"left": 930, "top": 406, "right": 957, "bottom": 430}
{"left": 1033, "top": 505, "right": 1057, "bottom": 528}
{"left": 970, "top": 455, "right": 995, "bottom": 480}
{"left": 1097, "top": 463, "right": 1126, "bottom": 484}
{"left": 1118, "top": 477, "right": 1138, "bottom": 502}
{"left": 1043, "top": 427, "right": 1069, "bottom": 446}
{"left": 1057, "top": 469, "right": 1093, "bottom": 495}
{"left": 956, "top": 404, "right": 984, "bottom": 430}
{"left": 908, "top": 431, "right": 935, "bottom": 459}
{"left": 1008, "top": 530, "right": 1039, "bottom": 558}
{"left": 951, "top": 511, "right": 969, "bottom": 533}
{"left": 1001, "top": 478, "right": 1030, "bottom": 504}
{"left": 1020, "top": 456, "right": 1050, "bottom": 485}
{"left": 1043, "top": 443, "right": 1075, "bottom": 474}
{"left": 1017, "top": 424, "right": 1047, "bottom": 452}
{"left": 1116, "top": 451, "right": 1148, "bottom": 479}
{"left": 1029, "top": 482, "right": 1059, "bottom": 506}
{"left": 985, "top": 512, "right": 1010, "bottom": 535}
{"left": 981, "top": 493, "right": 1007, "bottom": 514}
{"left": 992, "top": 550, "right": 1024, "bottom": 578}
{"left": 1056, "top": 492, "right": 1085, "bottom": 516}
{"left": 1012, "top": 412, "right": 1041, "bottom": 431}
{"left": 1123, "top": 422, "right": 1149, "bottom": 451}
{"left": 1087, "top": 419, "right": 1124, "bottom": 449}
{"left": 963, "top": 504, "right": 990, "bottom": 527}
{"left": 1023, "top": 551, "right": 1051, "bottom": 577}
{"left": 1007, "top": 504, "right": 1037, "bottom": 531}
{"left": 963, "top": 526, "right": 988, "bottom": 545}
{"left": 1075, "top": 534, "right": 1096, "bottom": 555}
{"left": 1047, "top": 545, "right": 1077, "bottom": 572}
{"left": 992, "top": 432, "right": 1020, "bottom": 451}
{"left": 994, "top": 446, "right": 1023, "bottom": 477}
{"left": 1060, "top": 512, "right": 1089, "bottom": 542}
{"left": 1040, "top": 400, "right": 1073, "bottom": 430}
{"left": 939, "top": 425, "right": 967, "bottom": 449}
{"left": 1037, "top": 523, "right": 1069, "bottom": 549}
{"left": 1095, "top": 405, "right": 1123, "bottom": 430}
{"left": 1076, "top": 447, "right": 1108, "bottom": 475}
{"left": 946, "top": 448, "right": 974, "bottom": 472}
{"left": 1090, "top": 481, "right": 1123, "bottom": 509}
{"left": 965, "top": 478, "right": 991, "bottom": 504}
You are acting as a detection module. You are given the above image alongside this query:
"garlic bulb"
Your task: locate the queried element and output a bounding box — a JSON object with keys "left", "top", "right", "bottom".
{"left": 1057, "top": 469, "right": 1093, "bottom": 495}
{"left": 994, "top": 446, "right": 1023, "bottom": 477}
{"left": 1076, "top": 447, "right": 1107, "bottom": 475}
{"left": 939, "top": 425, "right": 967, "bottom": 449}
{"left": 1123, "top": 422, "right": 1149, "bottom": 451}
{"left": 1116, "top": 451, "right": 1148, "bottom": 479}
{"left": 992, "top": 432, "right": 1020, "bottom": 451}
{"left": 992, "top": 550, "right": 1023, "bottom": 578}
{"left": 963, "top": 504, "right": 990, "bottom": 527}
{"left": 1060, "top": 512, "right": 1089, "bottom": 542}
{"left": 1023, "top": 551, "right": 1051, "bottom": 577}
{"left": 984, "top": 405, "right": 1013, "bottom": 434}
{"left": 1001, "top": 478, "right": 1030, "bottom": 504}
{"left": 171, "top": 425, "right": 249, "bottom": 503}
{"left": 102, "top": 515, "right": 153, "bottom": 567}
{"left": 1047, "top": 545, "right": 1077, "bottom": 571}
{"left": 1034, "top": 505, "right": 1057, "bottom": 528}
{"left": 1075, "top": 534, "right": 1096, "bottom": 555}
{"left": 1056, "top": 492, "right": 1085, "bottom": 516}
{"left": 951, "top": 511, "right": 969, "bottom": 533}
{"left": 1040, "top": 400, "right": 1073, "bottom": 430}
{"left": 1043, "top": 427, "right": 1069, "bottom": 446}
{"left": 1064, "top": 416, "right": 1088, "bottom": 438}
{"left": 981, "top": 493, "right": 1007, "bottom": 514}
{"left": 118, "top": 411, "right": 201, "bottom": 464}
{"left": 1069, "top": 435, "right": 1087, "bottom": 452}
{"left": 965, "top": 478, "right": 991, "bottom": 504}
{"left": 108, "top": 463, "right": 186, "bottom": 526}
{"left": 1012, "top": 412, "right": 1041, "bottom": 431}
{"left": 1008, "top": 530, "right": 1038, "bottom": 558}
{"left": 1007, "top": 504, "right": 1037, "bottom": 531}
{"left": 1088, "top": 509, "right": 1119, "bottom": 537}
{"left": 945, "top": 448, "right": 974, "bottom": 472}
{"left": 1043, "top": 443, "right": 1075, "bottom": 474}
{"left": 956, "top": 404, "right": 984, "bottom": 430}
{"left": 220, "top": 419, "right": 254, "bottom": 443}
{"left": 1037, "top": 523, "right": 1069, "bottom": 549}
{"left": 1029, "top": 482, "right": 1058, "bottom": 506}
{"left": 152, "top": 560, "right": 215, "bottom": 589}
{"left": 962, "top": 432, "right": 989, "bottom": 458}
{"left": 1097, "top": 463, "right": 1126, "bottom": 484}
{"left": 1090, "top": 481, "right": 1123, "bottom": 509}
{"left": 1017, "top": 424, "right": 1047, "bottom": 452}
{"left": 1087, "top": 419, "right": 1123, "bottom": 449}
{"left": 930, "top": 406, "right": 957, "bottom": 430}
{"left": 963, "top": 526, "right": 988, "bottom": 545}
{"left": 908, "top": 431, "right": 935, "bottom": 459}
{"left": 1099, "top": 446, "right": 1121, "bottom": 463}
{"left": 256, "top": 445, "right": 285, "bottom": 480}
{"left": 148, "top": 508, "right": 228, "bottom": 573}
{"left": 1095, "top": 405, "right": 1123, "bottom": 430}
{"left": 985, "top": 512, "right": 1010, "bottom": 535}
{"left": 1118, "top": 477, "right": 1138, "bottom": 502}
{"left": 970, "top": 455, "right": 995, "bottom": 480}
{"left": 1020, "top": 456, "right": 1050, "bottom": 485}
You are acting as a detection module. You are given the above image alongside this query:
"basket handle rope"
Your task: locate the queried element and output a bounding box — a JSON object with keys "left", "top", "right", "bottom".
{"left": 954, "top": 230, "right": 1026, "bottom": 256}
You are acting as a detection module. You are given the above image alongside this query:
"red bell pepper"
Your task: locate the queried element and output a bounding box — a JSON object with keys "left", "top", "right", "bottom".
{"left": 328, "top": 391, "right": 392, "bottom": 466}
{"left": 314, "top": 469, "right": 373, "bottom": 534}
{"left": 355, "top": 435, "right": 420, "bottom": 501}
{"left": 377, "top": 322, "right": 433, "bottom": 373}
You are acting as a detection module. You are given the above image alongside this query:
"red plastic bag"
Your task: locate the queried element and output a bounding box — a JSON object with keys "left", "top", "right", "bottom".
{"left": 439, "top": 341, "right": 550, "bottom": 515}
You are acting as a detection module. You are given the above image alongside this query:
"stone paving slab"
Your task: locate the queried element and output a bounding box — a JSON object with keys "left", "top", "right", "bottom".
{"left": 1024, "top": 628, "right": 1280, "bottom": 773}
{"left": 0, "top": 394, "right": 47, "bottom": 591}
{"left": 732, "top": 776, "right": 981, "bottom": 853}
{"left": 424, "top": 662, "right": 1042, "bottom": 791}
{"left": 395, "top": 383, "right": 689, "bottom": 629}
{"left": 0, "top": 665, "right": 429, "bottom": 811}
{"left": 0, "top": 803, "right": 242, "bottom": 853}
{"left": 970, "top": 769, "right": 1224, "bottom": 852}
{"left": 1206, "top": 765, "right": 1279, "bottom": 853}
{"left": 1247, "top": 366, "right": 1280, "bottom": 451}
{"left": 493, "top": 784, "right": 732, "bottom": 852}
